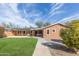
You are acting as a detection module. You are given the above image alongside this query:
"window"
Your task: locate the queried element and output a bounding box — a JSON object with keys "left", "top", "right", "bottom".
{"left": 47, "top": 30, "right": 49, "bottom": 34}
{"left": 18, "top": 31, "right": 19, "bottom": 34}
{"left": 31, "top": 31, "right": 32, "bottom": 33}
{"left": 23, "top": 31, "right": 25, "bottom": 34}
{"left": 52, "top": 30, "right": 55, "bottom": 32}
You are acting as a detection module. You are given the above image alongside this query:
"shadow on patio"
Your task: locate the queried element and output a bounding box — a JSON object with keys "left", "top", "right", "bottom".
{"left": 42, "top": 40, "right": 76, "bottom": 54}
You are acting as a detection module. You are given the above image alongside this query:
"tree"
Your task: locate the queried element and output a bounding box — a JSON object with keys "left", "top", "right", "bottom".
{"left": 2, "top": 22, "right": 10, "bottom": 28}
{"left": 35, "top": 20, "right": 44, "bottom": 28}
{"left": 2, "top": 22, "right": 21, "bottom": 29}
{"left": 2, "top": 22, "right": 14, "bottom": 28}
{"left": 65, "top": 20, "right": 79, "bottom": 28}
{"left": 43, "top": 21, "right": 50, "bottom": 27}
{"left": 60, "top": 20, "right": 79, "bottom": 54}
{"left": 35, "top": 20, "right": 50, "bottom": 28}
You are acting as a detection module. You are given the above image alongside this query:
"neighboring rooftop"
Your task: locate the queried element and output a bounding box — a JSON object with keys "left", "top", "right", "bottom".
{"left": 31, "top": 27, "right": 43, "bottom": 31}
{"left": 5, "top": 28, "right": 30, "bottom": 31}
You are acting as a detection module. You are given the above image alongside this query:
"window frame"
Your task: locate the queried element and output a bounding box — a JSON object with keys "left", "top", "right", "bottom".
{"left": 47, "top": 30, "right": 49, "bottom": 34}
{"left": 52, "top": 29, "right": 55, "bottom": 32}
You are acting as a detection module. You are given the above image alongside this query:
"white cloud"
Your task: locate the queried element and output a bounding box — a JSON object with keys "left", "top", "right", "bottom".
{"left": 0, "top": 3, "right": 36, "bottom": 28}
{"left": 56, "top": 13, "right": 79, "bottom": 23}
{"left": 47, "top": 3, "right": 79, "bottom": 24}
{"left": 17, "top": 3, "right": 42, "bottom": 25}
{"left": 49, "top": 3, "right": 64, "bottom": 15}
{"left": 48, "top": 10, "right": 65, "bottom": 18}
{"left": 46, "top": 3, "right": 64, "bottom": 21}
{"left": 20, "top": 4, "right": 41, "bottom": 17}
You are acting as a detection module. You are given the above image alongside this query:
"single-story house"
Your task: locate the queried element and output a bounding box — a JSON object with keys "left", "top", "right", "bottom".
{"left": 30, "top": 23, "right": 68, "bottom": 40}
{"left": 0, "top": 23, "right": 68, "bottom": 40}
{"left": 4, "top": 28, "right": 30, "bottom": 37}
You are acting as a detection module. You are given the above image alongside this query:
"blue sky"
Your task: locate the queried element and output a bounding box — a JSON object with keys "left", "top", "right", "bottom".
{"left": 0, "top": 3, "right": 79, "bottom": 28}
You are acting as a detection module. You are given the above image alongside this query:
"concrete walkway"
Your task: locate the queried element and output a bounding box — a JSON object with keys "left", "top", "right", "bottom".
{"left": 33, "top": 37, "right": 51, "bottom": 56}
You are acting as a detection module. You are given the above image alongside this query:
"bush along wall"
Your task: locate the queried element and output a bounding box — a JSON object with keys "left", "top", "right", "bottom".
{"left": 60, "top": 20, "right": 79, "bottom": 54}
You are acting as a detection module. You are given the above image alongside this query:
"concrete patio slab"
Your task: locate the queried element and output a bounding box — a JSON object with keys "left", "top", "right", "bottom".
{"left": 6, "top": 36, "right": 31, "bottom": 38}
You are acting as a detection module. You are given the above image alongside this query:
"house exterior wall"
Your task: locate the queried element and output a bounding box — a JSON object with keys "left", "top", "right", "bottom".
{"left": 4, "top": 31, "right": 14, "bottom": 37}
{"left": 4, "top": 29, "right": 30, "bottom": 37}
{"left": 43, "top": 24, "right": 66, "bottom": 40}
{"left": 12, "top": 30, "right": 29, "bottom": 36}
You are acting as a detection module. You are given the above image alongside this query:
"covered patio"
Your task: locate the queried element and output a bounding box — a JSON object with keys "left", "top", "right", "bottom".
{"left": 30, "top": 28, "right": 43, "bottom": 37}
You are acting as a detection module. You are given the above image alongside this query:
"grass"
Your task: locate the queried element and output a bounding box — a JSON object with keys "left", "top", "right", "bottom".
{"left": 0, "top": 38, "right": 37, "bottom": 56}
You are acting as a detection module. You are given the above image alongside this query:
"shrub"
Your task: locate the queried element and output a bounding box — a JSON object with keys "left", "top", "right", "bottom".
{"left": 60, "top": 20, "right": 79, "bottom": 50}
{"left": 0, "top": 27, "right": 4, "bottom": 38}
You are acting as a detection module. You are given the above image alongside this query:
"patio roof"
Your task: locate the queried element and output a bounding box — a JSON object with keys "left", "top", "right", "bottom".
{"left": 31, "top": 27, "right": 43, "bottom": 31}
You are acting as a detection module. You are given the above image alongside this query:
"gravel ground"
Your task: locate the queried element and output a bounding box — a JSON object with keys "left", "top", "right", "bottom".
{"left": 42, "top": 41, "right": 78, "bottom": 56}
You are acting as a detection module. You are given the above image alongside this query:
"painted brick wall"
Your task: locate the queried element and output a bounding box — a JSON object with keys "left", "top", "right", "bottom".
{"left": 4, "top": 31, "right": 15, "bottom": 36}
{"left": 43, "top": 24, "right": 65, "bottom": 40}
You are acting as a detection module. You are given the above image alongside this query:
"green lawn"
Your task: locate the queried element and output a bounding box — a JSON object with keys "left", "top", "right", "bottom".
{"left": 0, "top": 38, "right": 37, "bottom": 56}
